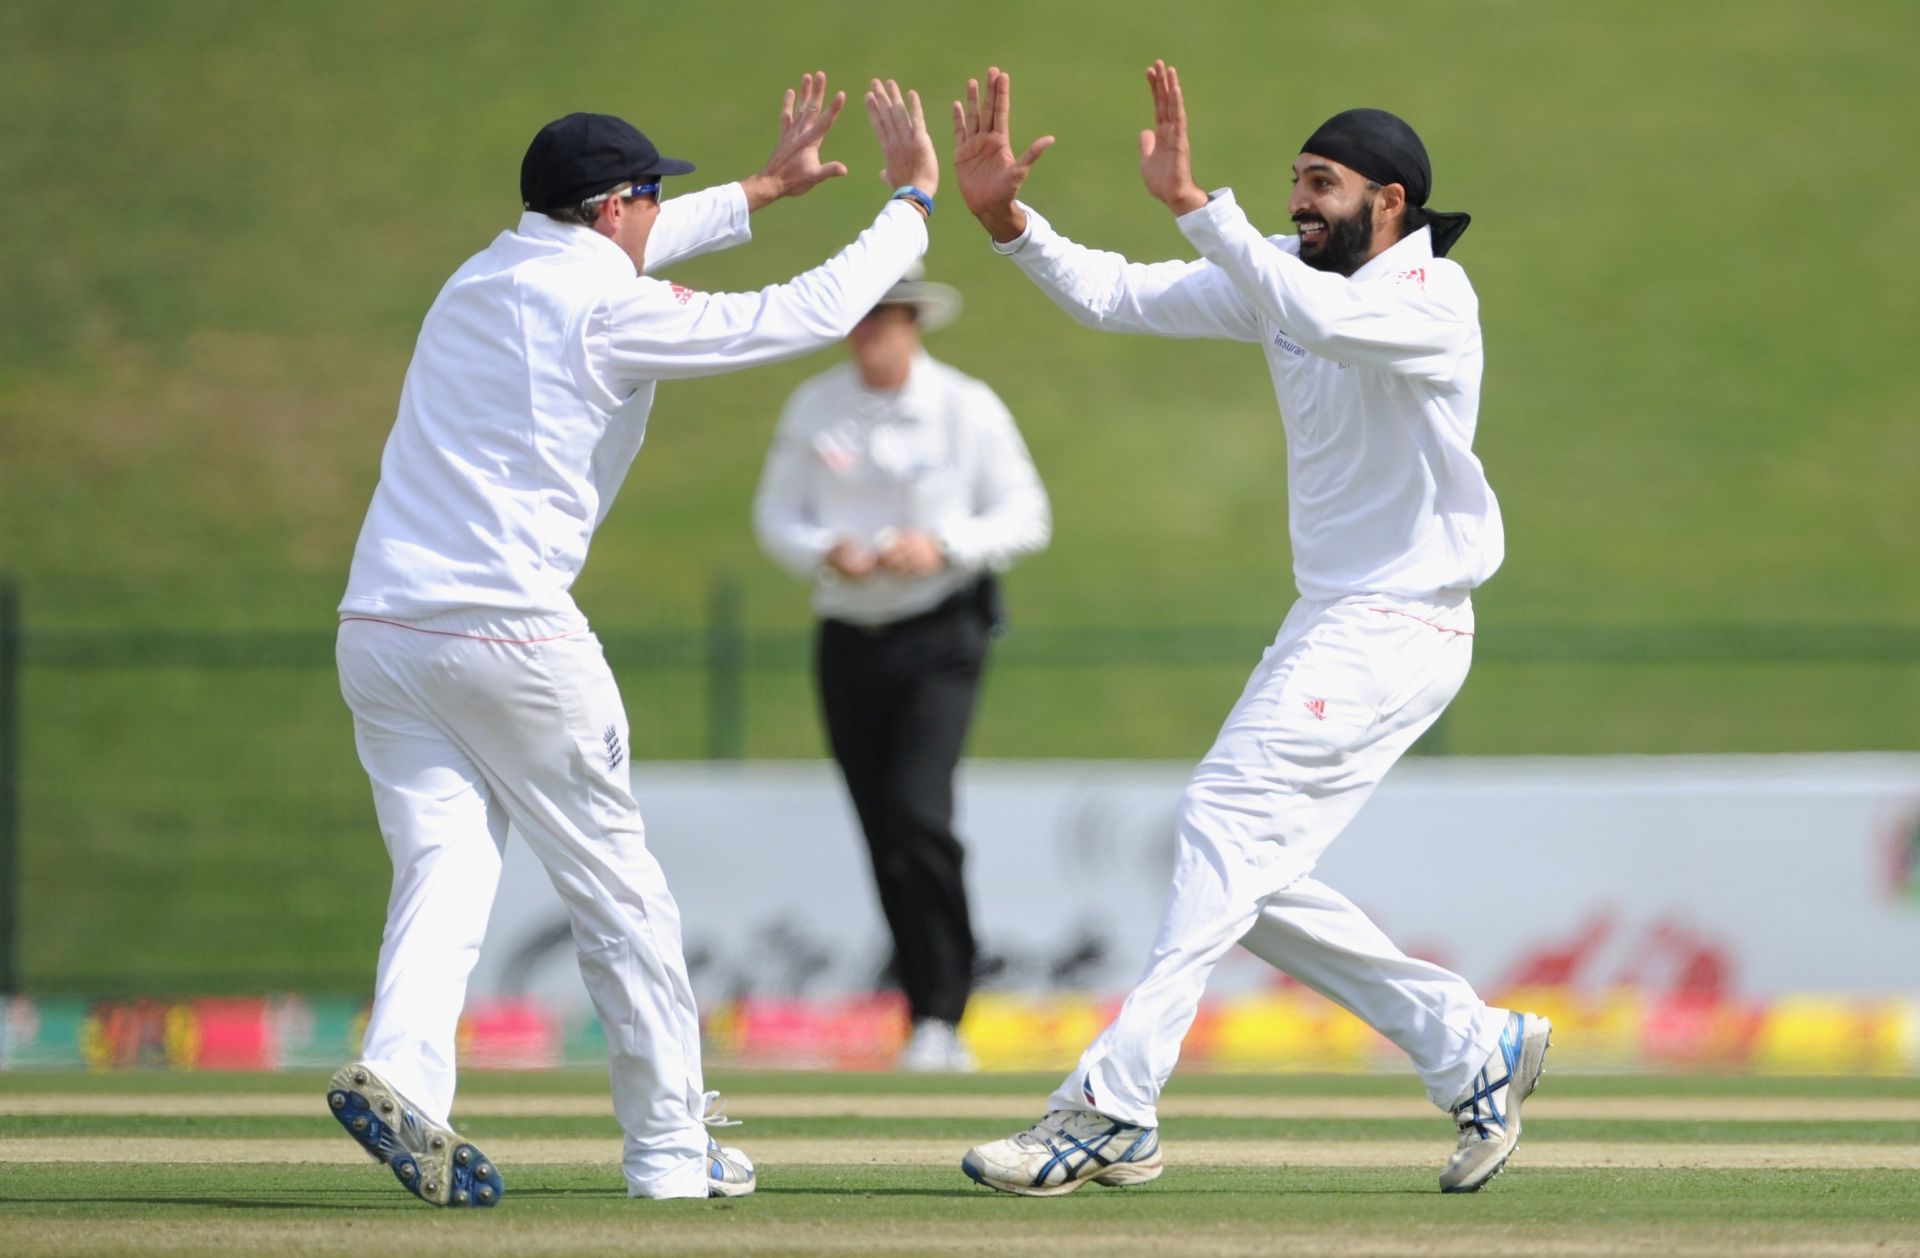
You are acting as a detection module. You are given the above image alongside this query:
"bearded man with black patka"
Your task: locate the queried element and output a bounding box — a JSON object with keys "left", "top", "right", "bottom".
{"left": 950, "top": 63, "right": 1551, "bottom": 1197}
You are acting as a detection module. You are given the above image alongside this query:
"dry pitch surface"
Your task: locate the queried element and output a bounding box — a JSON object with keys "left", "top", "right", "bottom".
{"left": 3, "top": 1070, "right": 1918, "bottom": 1257}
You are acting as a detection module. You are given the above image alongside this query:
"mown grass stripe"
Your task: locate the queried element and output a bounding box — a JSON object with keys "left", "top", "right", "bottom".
{"left": 9, "top": 1092, "right": 1920, "bottom": 1122}
{"left": 11, "top": 1090, "right": 1920, "bottom": 1121}
{"left": 6, "top": 1136, "right": 1920, "bottom": 1171}
{"left": 6, "top": 1112, "right": 1919, "bottom": 1146}
{"left": 8, "top": 1070, "right": 1920, "bottom": 1101}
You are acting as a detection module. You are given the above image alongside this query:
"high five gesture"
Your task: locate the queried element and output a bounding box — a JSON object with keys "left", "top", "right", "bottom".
{"left": 866, "top": 78, "right": 939, "bottom": 206}
{"left": 952, "top": 68, "right": 1056, "bottom": 242}
{"left": 1140, "top": 60, "right": 1208, "bottom": 215}
{"left": 743, "top": 72, "right": 849, "bottom": 209}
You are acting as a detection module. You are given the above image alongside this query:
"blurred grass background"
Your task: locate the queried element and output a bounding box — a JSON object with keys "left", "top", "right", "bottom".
{"left": 2, "top": 0, "right": 1917, "bottom": 992}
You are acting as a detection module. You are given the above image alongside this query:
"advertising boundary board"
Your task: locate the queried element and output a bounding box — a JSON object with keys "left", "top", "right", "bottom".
{"left": 472, "top": 754, "right": 1920, "bottom": 1012}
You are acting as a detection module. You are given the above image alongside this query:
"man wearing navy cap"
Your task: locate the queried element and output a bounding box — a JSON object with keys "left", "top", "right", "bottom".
{"left": 329, "top": 74, "right": 940, "bottom": 1205}
{"left": 951, "top": 65, "right": 1547, "bottom": 1196}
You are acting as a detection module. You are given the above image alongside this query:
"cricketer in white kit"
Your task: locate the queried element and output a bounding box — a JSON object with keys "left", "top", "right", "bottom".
{"left": 329, "top": 75, "right": 943, "bottom": 1206}
{"left": 950, "top": 65, "right": 1551, "bottom": 1196}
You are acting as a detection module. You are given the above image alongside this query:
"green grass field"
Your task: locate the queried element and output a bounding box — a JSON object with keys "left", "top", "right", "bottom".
{"left": 4, "top": 1069, "right": 1919, "bottom": 1256}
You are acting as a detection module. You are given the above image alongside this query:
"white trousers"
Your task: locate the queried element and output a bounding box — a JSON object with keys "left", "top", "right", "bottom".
{"left": 1050, "top": 592, "right": 1507, "bottom": 1126}
{"left": 335, "top": 611, "right": 711, "bottom": 1199}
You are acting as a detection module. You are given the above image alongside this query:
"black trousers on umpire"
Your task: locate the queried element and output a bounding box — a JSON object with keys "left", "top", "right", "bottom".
{"left": 816, "top": 586, "right": 991, "bottom": 1026}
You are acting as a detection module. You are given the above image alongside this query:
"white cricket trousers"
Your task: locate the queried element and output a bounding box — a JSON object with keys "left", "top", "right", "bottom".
{"left": 1052, "top": 591, "right": 1508, "bottom": 1126}
{"left": 335, "top": 611, "right": 711, "bottom": 1199}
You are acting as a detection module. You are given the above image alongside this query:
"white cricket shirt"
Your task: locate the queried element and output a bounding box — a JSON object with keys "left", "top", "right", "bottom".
{"left": 340, "top": 186, "right": 929, "bottom": 622}
{"left": 993, "top": 191, "right": 1502, "bottom": 601}
{"left": 752, "top": 351, "right": 1051, "bottom": 624}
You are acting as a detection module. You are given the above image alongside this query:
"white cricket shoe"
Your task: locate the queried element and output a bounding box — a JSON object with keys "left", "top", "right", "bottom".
{"left": 1439, "top": 1011, "right": 1553, "bottom": 1193}
{"left": 962, "top": 1108, "right": 1163, "bottom": 1197}
{"left": 700, "top": 1090, "right": 756, "bottom": 1198}
{"left": 326, "top": 1061, "right": 504, "bottom": 1207}
{"left": 705, "top": 1137, "right": 756, "bottom": 1197}
{"left": 897, "top": 1018, "right": 978, "bottom": 1073}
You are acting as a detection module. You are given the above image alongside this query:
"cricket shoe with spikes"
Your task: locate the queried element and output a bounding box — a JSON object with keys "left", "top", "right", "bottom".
{"left": 326, "top": 1061, "right": 505, "bottom": 1208}
{"left": 962, "top": 1108, "right": 1163, "bottom": 1197}
{"left": 1439, "top": 1011, "right": 1553, "bottom": 1193}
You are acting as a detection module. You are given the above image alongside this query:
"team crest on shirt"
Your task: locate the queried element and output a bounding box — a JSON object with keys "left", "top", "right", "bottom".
{"left": 812, "top": 432, "right": 858, "bottom": 474}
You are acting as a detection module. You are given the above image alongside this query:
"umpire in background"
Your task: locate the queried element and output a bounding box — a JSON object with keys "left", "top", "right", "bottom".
{"left": 753, "top": 269, "right": 1050, "bottom": 1070}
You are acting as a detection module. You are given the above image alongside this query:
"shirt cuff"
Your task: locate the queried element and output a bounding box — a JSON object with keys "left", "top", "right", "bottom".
{"left": 931, "top": 526, "right": 971, "bottom": 573}
{"left": 988, "top": 201, "right": 1039, "bottom": 256}
{"left": 715, "top": 181, "right": 752, "bottom": 244}
{"left": 1175, "top": 187, "right": 1248, "bottom": 256}
{"left": 1175, "top": 186, "right": 1236, "bottom": 226}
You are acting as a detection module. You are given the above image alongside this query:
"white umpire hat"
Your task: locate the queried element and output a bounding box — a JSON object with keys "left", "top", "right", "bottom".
{"left": 870, "top": 262, "right": 962, "bottom": 332}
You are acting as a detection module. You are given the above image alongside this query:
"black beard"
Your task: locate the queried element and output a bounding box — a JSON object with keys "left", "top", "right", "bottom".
{"left": 1297, "top": 194, "right": 1375, "bottom": 275}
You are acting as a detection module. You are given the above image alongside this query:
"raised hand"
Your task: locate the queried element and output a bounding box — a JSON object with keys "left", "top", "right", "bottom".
{"left": 865, "top": 78, "right": 939, "bottom": 201}
{"left": 1139, "top": 60, "right": 1208, "bottom": 215}
{"left": 951, "top": 67, "right": 1055, "bottom": 242}
{"left": 743, "top": 72, "right": 849, "bottom": 209}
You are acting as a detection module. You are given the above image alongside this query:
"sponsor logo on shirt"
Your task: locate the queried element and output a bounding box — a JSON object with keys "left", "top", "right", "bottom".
{"left": 1303, "top": 697, "right": 1327, "bottom": 721}
{"left": 668, "top": 282, "right": 696, "bottom": 305}
{"left": 1393, "top": 267, "right": 1427, "bottom": 289}
{"left": 1272, "top": 331, "right": 1307, "bottom": 358}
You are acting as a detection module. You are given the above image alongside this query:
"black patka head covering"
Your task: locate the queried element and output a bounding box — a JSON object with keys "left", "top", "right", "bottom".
{"left": 1300, "top": 108, "right": 1469, "bottom": 257}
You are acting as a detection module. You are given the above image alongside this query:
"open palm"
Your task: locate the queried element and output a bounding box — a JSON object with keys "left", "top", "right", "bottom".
{"left": 1139, "top": 60, "right": 1207, "bottom": 214}
{"left": 951, "top": 68, "right": 1054, "bottom": 225}
{"left": 759, "top": 71, "right": 849, "bottom": 199}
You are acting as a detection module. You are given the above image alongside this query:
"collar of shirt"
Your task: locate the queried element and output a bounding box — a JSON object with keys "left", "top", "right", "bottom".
{"left": 1349, "top": 223, "right": 1437, "bottom": 283}
{"left": 848, "top": 349, "right": 938, "bottom": 420}
{"left": 513, "top": 211, "right": 638, "bottom": 279}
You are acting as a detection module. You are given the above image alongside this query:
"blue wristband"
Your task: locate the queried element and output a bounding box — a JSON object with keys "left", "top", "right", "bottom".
{"left": 890, "top": 185, "right": 934, "bottom": 217}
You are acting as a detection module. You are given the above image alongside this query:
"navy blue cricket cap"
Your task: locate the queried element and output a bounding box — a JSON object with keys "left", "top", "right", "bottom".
{"left": 520, "top": 112, "right": 696, "bottom": 211}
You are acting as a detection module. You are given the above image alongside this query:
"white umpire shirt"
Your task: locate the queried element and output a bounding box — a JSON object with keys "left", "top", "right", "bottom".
{"left": 753, "top": 350, "right": 1051, "bottom": 626}
{"left": 340, "top": 185, "right": 928, "bottom": 623}
{"left": 992, "top": 191, "right": 1501, "bottom": 603}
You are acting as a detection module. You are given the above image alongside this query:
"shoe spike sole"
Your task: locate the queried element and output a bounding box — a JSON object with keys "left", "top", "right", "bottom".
{"left": 327, "top": 1070, "right": 504, "bottom": 1209}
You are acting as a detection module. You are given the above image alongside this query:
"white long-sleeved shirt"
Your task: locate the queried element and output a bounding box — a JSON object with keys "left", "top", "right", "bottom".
{"left": 340, "top": 184, "right": 929, "bottom": 622}
{"left": 753, "top": 351, "right": 1051, "bottom": 625}
{"left": 993, "top": 191, "right": 1501, "bottom": 602}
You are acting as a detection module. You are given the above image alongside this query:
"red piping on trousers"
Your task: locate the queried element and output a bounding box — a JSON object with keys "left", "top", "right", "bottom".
{"left": 1366, "top": 607, "right": 1475, "bottom": 638}
{"left": 338, "top": 616, "right": 587, "bottom": 645}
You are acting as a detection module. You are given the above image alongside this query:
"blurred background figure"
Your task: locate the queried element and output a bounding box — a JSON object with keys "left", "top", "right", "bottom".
{"left": 753, "top": 266, "right": 1051, "bottom": 1071}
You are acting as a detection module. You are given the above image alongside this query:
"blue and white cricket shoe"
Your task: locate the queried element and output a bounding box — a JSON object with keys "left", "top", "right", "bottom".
{"left": 962, "top": 1108, "right": 1163, "bottom": 1196}
{"left": 701, "top": 1090, "right": 756, "bottom": 1198}
{"left": 1439, "top": 1011, "right": 1553, "bottom": 1193}
{"left": 327, "top": 1061, "right": 505, "bottom": 1208}
{"left": 705, "top": 1136, "right": 757, "bottom": 1197}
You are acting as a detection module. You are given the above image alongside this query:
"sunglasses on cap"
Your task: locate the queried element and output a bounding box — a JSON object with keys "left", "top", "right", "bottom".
{"left": 584, "top": 179, "right": 663, "bottom": 210}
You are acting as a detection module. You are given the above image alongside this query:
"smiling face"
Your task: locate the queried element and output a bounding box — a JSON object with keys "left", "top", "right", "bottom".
{"left": 1288, "top": 153, "right": 1404, "bottom": 276}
